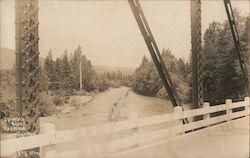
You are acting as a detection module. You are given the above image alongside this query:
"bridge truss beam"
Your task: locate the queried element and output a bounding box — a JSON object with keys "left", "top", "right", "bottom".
{"left": 128, "top": 0, "right": 182, "bottom": 108}
{"left": 191, "top": 0, "right": 203, "bottom": 108}
{"left": 15, "top": 0, "right": 40, "bottom": 133}
{"left": 223, "top": 0, "right": 249, "bottom": 96}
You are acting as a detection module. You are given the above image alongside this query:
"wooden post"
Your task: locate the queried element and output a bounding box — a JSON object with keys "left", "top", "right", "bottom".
{"left": 203, "top": 102, "right": 210, "bottom": 127}
{"left": 2, "top": 134, "right": 17, "bottom": 158}
{"left": 244, "top": 97, "right": 249, "bottom": 116}
{"left": 174, "top": 106, "right": 183, "bottom": 135}
{"left": 40, "top": 123, "right": 56, "bottom": 158}
{"left": 226, "top": 99, "right": 232, "bottom": 121}
{"left": 203, "top": 102, "right": 210, "bottom": 119}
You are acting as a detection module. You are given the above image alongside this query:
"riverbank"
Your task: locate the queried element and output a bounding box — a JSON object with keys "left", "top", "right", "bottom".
{"left": 40, "top": 95, "right": 93, "bottom": 125}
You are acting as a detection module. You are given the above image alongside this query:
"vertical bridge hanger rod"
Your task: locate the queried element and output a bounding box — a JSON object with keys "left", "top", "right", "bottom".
{"left": 128, "top": 0, "right": 182, "bottom": 108}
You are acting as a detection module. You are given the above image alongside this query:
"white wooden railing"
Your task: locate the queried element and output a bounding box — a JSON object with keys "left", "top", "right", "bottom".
{"left": 1, "top": 97, "right": 249, "bottom": 157}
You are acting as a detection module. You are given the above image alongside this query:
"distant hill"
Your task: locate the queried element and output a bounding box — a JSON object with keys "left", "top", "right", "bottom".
{"left": 0, "top": 48, "right": 15, "bottom": 70}
{"left": 93, "top": 65, "right": 135, "bottom": 75}
{"left": 0, "top": 47, "right": 45, "bottom": 70}
{"left": 1, "top": 48, "right": 135, "bottom": 74}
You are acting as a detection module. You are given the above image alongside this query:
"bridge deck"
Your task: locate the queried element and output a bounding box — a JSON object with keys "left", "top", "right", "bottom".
{"left": 112, "top": 117, "right": 249, "bottom": 158}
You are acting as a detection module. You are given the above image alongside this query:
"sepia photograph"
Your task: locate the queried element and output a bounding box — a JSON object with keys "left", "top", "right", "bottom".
{"left": 0, "top": 0, "right": 249, "bottom": 157}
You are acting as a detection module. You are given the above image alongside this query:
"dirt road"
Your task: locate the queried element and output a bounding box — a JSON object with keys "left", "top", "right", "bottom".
{"left": 48, "top": 87, "right": 188, "bottom": 157}
{"left": 52, "top": 87, "right": 175, "bottom": 131}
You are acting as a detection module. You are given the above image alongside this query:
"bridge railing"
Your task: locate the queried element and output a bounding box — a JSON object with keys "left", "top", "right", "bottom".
{"left": 1, "top": 97, "right": 249, "bottom": 157}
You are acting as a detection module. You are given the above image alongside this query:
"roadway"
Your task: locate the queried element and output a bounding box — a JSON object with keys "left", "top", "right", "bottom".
{"left": 40, "top": 87, "right": 249, "bottom": 158}
{"left": 50, "top": 87, "right": 176, "bottom": 130}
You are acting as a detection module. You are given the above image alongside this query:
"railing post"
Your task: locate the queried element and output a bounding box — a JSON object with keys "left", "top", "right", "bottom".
{"left": 40, "top": 123, "right": 56, "bottom": 158}
{"left": 203, "top": 102, "right": 210, "bottom": 127}
{"left": 1, "top": 133, "right": 17, "bottom": 158}
{"left": 244, "top": 97, "right": 249, "bottom": 116}
{"left": 174, "top": 106, "right": 183, "bottom": 135}
{"left": 203, "top": 102, "right": 210, "bottom": 119}
{"left": 226, "top": 99, "right": 232, "bottom": 121}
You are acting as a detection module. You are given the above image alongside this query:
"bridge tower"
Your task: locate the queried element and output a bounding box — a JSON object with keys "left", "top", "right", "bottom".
{"left": 15, "top": 0, "right": 40, "bottom": 133}
{"left": 191, "top": 0, "right": 203, "bottom": 108}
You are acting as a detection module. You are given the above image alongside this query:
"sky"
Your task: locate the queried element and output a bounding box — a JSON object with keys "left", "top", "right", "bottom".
{"left": 0, "top": 0, "right": 249, "bottom": 68}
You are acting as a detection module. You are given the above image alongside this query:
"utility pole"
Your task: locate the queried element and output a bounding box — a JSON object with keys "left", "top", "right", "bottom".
{"left": 80, "top": 60, "right": 83, "bottom": 93}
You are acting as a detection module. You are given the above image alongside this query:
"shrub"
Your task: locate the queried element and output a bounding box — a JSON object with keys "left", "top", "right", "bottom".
{"left": 39, "top": 92, "right": 58, "bottom": 116}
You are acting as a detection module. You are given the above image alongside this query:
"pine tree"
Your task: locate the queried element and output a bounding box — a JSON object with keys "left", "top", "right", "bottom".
{"left": 61, "top": 51, "right": 72, "bottom": 93}
{"left": 38, "top": 62, "right": 50, "bottom": 91}
{"left": 43, "top": 50, "right": 56, "bottom": 90}
{"left": 132, "top": 56, "right": 161, "bottom": 96}
{"left": 201, "top": 11, "right": 248, "bottom": 103}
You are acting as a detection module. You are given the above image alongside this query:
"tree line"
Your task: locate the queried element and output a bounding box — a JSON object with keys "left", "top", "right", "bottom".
{"left": 41, "top": 46, "right": 132, "bottom": 95}
{"left": 132, "top": 49, "right": 192, "bottom": 104}
{"left": 132, "top": 9, "right": 249, "bottom": 105}
{"left": 201, "top": 10, "right": 249, "bottom": 104}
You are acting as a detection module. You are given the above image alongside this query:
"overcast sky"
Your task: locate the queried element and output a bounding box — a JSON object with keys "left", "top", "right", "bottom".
{"left": 0, "top": 0, "right": 249, "bottom": 67}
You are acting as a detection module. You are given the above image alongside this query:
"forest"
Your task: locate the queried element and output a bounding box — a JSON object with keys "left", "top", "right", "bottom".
{"left": 41, "top": 46, "right": 132, "bottom": 94}
{"left": 132, "top": 9, "right": 249, "bottom": 105}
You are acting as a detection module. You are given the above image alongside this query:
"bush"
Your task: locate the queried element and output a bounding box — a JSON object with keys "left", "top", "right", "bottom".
{"left": 52, "top": 95, "right": 64, "bottom": 106}
{"left": 39, "top": 92, "right": 58, "bottom": 116}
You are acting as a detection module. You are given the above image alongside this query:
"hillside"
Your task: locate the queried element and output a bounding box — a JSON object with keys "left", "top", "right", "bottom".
{"left": 0, "top": 47, "right": 44, "bottom": 70}
{"left": 0, "top": 48, "right": 15, "bottom": 70}
{"left": 0, "top": 48, "right": 135, "bottom": 75}
{"left": 93, "top": 65, "right": 135, "bottom": 75}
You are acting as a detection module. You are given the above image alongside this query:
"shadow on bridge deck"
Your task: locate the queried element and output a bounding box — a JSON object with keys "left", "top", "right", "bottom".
{"left": 111, "top": 116, "right": 249, "bottom": 158}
